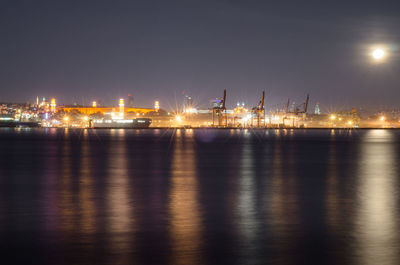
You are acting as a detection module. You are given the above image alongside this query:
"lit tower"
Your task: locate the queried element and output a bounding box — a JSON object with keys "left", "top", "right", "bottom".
{"left": 50, "top": 98, "right": 56, "bottom": 113}
{"left": 154, "top": 101, "right": 160, "bottom": 112}
{"left": 183, "top": 95, "right": 193, "bottom": 112}
{"left": 92, "top": 101, "right": 97, "bottom": 107}
{"left": 314, "top": 103, "right": 320, "bottom": 115}
{"left": 119, "top": 98, "right": 125, "bottom": 114}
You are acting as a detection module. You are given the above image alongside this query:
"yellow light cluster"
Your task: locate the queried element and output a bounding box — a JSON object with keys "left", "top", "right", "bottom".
{"left": 50, "top": 98, "right": 56, "bottom": 113}
{"left": 119, "top": 98, "right": 124, "bottom": 114}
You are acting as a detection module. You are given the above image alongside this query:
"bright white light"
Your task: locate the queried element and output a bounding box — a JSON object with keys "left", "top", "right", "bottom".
{"left": 372, "top": 48, "right": 385, "bottom": 60}
{"left": 242, "top": 114, "right": 252, "bottom": 124}
{"left": 175, "top": 115, "right": 182, "bottom": 122}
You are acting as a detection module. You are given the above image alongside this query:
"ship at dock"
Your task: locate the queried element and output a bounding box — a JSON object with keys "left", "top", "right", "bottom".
{"left": 91, "top": 118, "right": 152, "bottom": 129}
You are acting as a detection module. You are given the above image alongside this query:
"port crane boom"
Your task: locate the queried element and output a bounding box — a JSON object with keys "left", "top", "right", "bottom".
{"left": 251, "top": 90, "right": 265, "bottom": 127}
{"left": 283, "top": 93, "right": 309, "bottom": 128}
{"left": 286, "top": 94, "right": 309, "bottom": 115}
{"left": 212, "top": 89, "right": 227, "bottom": 126}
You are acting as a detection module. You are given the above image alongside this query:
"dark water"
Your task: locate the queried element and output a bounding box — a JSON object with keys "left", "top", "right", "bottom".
{"left": 0, "top": 128, "right": 400, "bottom": 265}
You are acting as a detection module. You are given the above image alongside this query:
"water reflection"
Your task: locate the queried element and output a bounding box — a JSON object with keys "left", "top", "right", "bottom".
{"left": 107, "top": 130, "right": 134, "bottom": 263}
{"left": 269, "top": 141, "right": 300, "bottom": 263}
{"left": 79, "top": 135, "right": 96, "bottom": 235}
{"left": 325, "top": 138, "right": 340, "bottom": 229}
{"left": 58, "top": 135, "right": 97, "bottom": 238}
{"left": 237, "top": 136, "right": 259, "bottom": 262}
{"left": 1, "top": 129, "right": 400, "bottom": 265}
{"left": 169, "top": 129, "right": 203, "bottom": 265}
{"left": 356, "top": 130, "right": 399, "bottom": 265}
{"left": 43, "top": 140, "right": 59, "bottom": 232}
{"left": 59, "top": 137, "right": 74, "bottom": 231}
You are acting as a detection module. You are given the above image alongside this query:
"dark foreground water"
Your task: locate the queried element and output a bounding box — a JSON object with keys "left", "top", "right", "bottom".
{"left": 0, "top": 128, "right": 400, "bottom": 265}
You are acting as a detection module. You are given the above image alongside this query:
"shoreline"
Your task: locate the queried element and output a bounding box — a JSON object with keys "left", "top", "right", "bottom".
{"left": 1, "top": 126, "right": 398, "bottom": 130}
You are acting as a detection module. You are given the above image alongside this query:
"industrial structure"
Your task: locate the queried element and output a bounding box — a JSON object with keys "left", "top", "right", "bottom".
{"left": 251, "top": 90, "right": 265, "bottom": 127}
{"left": 285, "top": 94, "right": 309, "bottom": 115}
{"left": 211, "top": 89, "right": 227, "bottom": 127}
{"left": 282, "top": 94, "right": 310, "bottom": 127}
{"left": 1, "top": 91, "right": 398, "bottom": 128}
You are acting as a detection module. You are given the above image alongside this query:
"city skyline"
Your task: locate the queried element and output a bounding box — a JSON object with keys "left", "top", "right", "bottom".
{"left": 1, "top": 0, "right": 400, "bottom": 109}
{"left": 2, "top": 2, "right": 400, "bottom": 265}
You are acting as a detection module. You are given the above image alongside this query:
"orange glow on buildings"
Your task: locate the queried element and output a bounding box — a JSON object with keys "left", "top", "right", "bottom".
{"left": 56, "top": 106, "right": 155, "bottom": 115}
{"left": 55, "top": 98, "right": 156, "bottom": 116}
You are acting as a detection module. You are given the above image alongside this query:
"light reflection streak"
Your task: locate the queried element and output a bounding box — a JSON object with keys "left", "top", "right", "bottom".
{"left": 356, "top": 130, "right": 399, "bottom": 265}
{"left": 325, "top": 141, "right": 340, "bottom": 230}
{"left": 270, "top": 143, "right": 299, "bottom": 225}
{"left": 107, "top": 129, "right": 134, "bottom": 261}
{"left": 237, "top": 137, "right": 259, "bottom": 261}
{"left": 0, "top": 157, "right": 2, "bottom": 227}
{"left": 269, "top": 142, "right": 299, "bottom": 262}
{"left": 60, "top": 138, "right": 74, "bottom": 231}
{"left": 79, "top": 135, "right": 96, "bottom": 235}
{"left": 169, "top": 129, "right": 202, "bottom": 265}
{"left": 43, "top": 143, "right": 59, "bottom": 232}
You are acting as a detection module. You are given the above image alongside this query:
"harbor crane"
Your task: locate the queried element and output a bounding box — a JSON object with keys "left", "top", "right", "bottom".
{"left": 284, "top": 94, "right": 310, "bottom": 127}
{"left": 286, "top": 94, "right": 310, "bottom": 115}
{"left": 251, "top": 90, "right": 265, "bottom": 127}
{"left": 212, "top": 89, "right": 227, "bottom": 127}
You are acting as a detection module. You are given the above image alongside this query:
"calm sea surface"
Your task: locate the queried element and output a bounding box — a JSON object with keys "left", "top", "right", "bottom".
{"left": 0, "top": 128, "right": 400, "bottom": 265}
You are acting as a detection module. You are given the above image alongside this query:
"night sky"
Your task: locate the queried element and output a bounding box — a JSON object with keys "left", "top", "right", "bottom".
{"left": 1, "top": 0, "right": 399, "bottom": 111}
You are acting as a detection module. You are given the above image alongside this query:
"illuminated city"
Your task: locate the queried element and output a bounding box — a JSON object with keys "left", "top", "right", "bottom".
{"left": 1, "top": 91, "right": 399, "bottom": 128}
{"left": 1, "top": 1, "right": 400, "bottom": 265}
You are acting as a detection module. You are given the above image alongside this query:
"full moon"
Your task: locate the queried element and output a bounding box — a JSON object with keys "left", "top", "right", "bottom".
{"left": 372, "top": 48, "right": 385, "bottom": 60}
